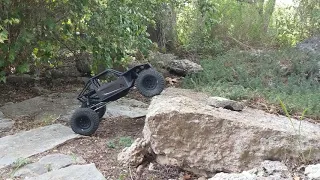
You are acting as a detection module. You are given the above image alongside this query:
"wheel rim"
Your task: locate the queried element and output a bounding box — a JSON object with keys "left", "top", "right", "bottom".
{"left": 76, "top": 116, "right": 91, "bottom": 130}
{"left": 142, "top": 75, "right": 158, "bottom": 90}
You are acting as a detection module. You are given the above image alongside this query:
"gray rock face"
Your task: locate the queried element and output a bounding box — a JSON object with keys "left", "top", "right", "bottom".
{"left": 168, "top": 59, "right": 203, "bottom": 76}
{"left": 143, "top": 88, "right": 320, "bottom": 175}
{"left": 305, "top": 164, "right": 320, "bottom": 180}
{"left": 0, "top": 124, "right": 79, "bottom": 169}
{"left": 148, "top": 52, "right": 203, "bottom": 76}
{"left": 14, "top": 162, "right": 48, "bottom": 178}
{"left": 14, "top": 153, "right": 86, "bottom": 178}
{"left": 207, "top": 97, "right": 244, "bottom": 111}
{"left": 0, "top": 111, "right": 13, "bottom": 133}
{"left": 296, "top": 36, "right": 320, "bottom": 82}
{"left": 247, "top": 160, "right": 292, "bottom": 179}
{"left": 0, "top": 92, "right": 80, "bottom": 122}
{"left": 0, "top": 118, "right": 14, "bottom": 133}
{"left": 209, "top": 161, "right": 292, "bottom": 180}
{"left": 28, "top": 163, "right": 106, "bottom": 180}
{"left": 149, "top": 52, "right": 177, "bottom": 68}
{"left": 296, "top": 35, "right": 320, "bottom": 55}
{"left": 210, "top": 171, "right": 256, "bottom": 180}
{"left": 104, "top": 98, "right": 149, "bottom": 118}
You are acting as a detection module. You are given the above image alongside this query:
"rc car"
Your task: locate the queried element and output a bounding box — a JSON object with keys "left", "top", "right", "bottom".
{"left": 70, "top": 63, "right": 165, "bottom": 136}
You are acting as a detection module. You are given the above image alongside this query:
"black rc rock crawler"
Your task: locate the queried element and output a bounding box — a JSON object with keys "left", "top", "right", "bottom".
{"left": 70, "top": 63, "right": 165, "bottom": 136}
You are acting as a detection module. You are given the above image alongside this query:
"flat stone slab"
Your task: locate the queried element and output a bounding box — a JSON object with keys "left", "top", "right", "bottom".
{"left": 104, "top": 98, "right": 149, "bottom": 118}
{"left": 0, "top": 92, "right": 80, "bottom": 122}
{"left": 28, "top": 163, "right": 106, "bottom": 180}
{"left": 14, "top": 153, "right": 86, "bottom": 178}
{"left": 305, "top": 164, "right": 320, "bottom": 180}
{"left": 0, "top": 124, "right": 79, "bottom": 169}
{"left": 0, "top": 93, "right": 148, "bottom": 122}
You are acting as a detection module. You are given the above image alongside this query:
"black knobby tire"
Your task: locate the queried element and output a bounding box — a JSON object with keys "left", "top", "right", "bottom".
{"left": 81, "top": 103, "right": 106, "bottom": 120}
{"left": 70, "top": 108, "right": 100, "bottom": 136}
{"left": 136, "top": 69, "right": 165, "bottom": 97}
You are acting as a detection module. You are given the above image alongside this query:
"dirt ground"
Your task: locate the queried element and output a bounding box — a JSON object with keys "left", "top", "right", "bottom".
{"left": 0, "top": 77, "right": 198, "bottom": 180}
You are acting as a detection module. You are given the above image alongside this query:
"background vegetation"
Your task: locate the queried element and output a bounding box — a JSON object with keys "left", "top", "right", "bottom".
{"left": 0, "top": 0, "right": 319, "bottom": 118}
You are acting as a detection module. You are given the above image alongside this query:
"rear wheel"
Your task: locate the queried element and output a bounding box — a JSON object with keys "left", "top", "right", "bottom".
{"left": 70, "top": 108, "right": 100, "bottom": 136}
{"left": 136, "top": 69, "right": 165, "bottom": 97}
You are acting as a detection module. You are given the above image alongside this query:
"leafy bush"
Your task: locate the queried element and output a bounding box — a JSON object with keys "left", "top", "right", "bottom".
{"left": 183, "top": 48, "right": 320, "bottom": 118}
{"left": 176, "top": 0, "right": 319, "bottom": 54}
{"left": 0, "top": 0, "right": 165, "bottom": 81}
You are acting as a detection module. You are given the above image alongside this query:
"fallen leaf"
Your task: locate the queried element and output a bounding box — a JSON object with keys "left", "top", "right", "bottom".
{"left": 294, "top": 176, "right": 300, "bottom": 180}
{"left": 165, "top": 77, "right": 179, "bottom": 85}
{"left": 183, "top": 174, "right": 191, "bottom": 180}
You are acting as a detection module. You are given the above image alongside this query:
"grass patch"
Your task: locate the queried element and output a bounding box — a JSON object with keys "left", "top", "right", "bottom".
{"left": 106, "top": 136, "right": 134, "bottom": 149}
{"left": 183, "top": 48, "right": 320, "bottom": 119}
{"left": 118, "top": 136, "right": 134, "bottom": 147}
{"left": 10, "top": 157, "right": 31, "bottom": 177}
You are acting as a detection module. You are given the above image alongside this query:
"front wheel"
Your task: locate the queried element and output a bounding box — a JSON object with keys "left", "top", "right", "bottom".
{"left": 70, "top": 108, "right": 100, "bottom": 136}
{"left": 136, "top": 69, "right": 165, "bottom": 97}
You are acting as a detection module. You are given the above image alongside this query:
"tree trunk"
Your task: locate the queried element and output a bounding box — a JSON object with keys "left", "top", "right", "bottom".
{"left": 146, "top": 2, "right": 178, "bottom": 52}
{"left": 263, "top": 0, "right": 276, "bottom": 33}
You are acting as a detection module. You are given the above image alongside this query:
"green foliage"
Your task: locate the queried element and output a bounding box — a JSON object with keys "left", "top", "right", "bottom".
{"left": 10, "top": 157, "right": 31, "bottom": 177}
{"left": 0, "top": 0, "right": 170, "bottom": 81}
{"left": 295, "top": 0, "right": 320, "bottom": 36}
{"left": 83, "top": 0, "right": 158, "bottom": 72}
{"left": 183, "top": 49, "right": 320, "bottom": 118}
{"left": 118, "top": 173, "right": 127, "bottom": 180}
{"left": 177, "top": 0, "right": 223, "bottom": 55}
{"left": 279, "top": 98, "right": 312, "bottom": 163}
{"left": 272, "top": 0, "right": 320, "bottom": 47}
{"left": 106, "top": 140, "right": 116, "bottom": 149}
{"left": 176, "top": 0, "right": 319, "bottom": 53}
{"left": 177, "top": 0, "right": 280, "bottom": 54}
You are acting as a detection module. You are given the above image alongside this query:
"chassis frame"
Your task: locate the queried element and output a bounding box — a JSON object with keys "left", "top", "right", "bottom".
{"left": 77, "top": 63, "right": 154, "bottom": 111}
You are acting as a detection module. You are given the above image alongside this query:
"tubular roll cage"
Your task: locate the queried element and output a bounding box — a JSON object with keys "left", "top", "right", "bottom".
{"left": 77, "top": 63, "right": 153, "bottom": 111}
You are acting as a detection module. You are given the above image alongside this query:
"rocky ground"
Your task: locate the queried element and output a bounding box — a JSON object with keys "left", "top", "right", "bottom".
{"left": 0, "top": 79, "right": 198, "bottom": 180}
{"left": 0, "top": 46, "right": 319, "bottom": 179}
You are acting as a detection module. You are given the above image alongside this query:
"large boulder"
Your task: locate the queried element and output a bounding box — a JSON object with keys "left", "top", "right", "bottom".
{"left": 143, "top": 88, "right": 320, "bottom": 176}
{"left": 168, "top": 59, "right": 203, "bottom": 76}
{"left": 296, "top": 35, "right": 320, "bottom": 55}
{"left": 296, "top": 36, "right": 320, "bottom": 81}
{"left": 148, "top": 52, "right": 203, "bottom": 76}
